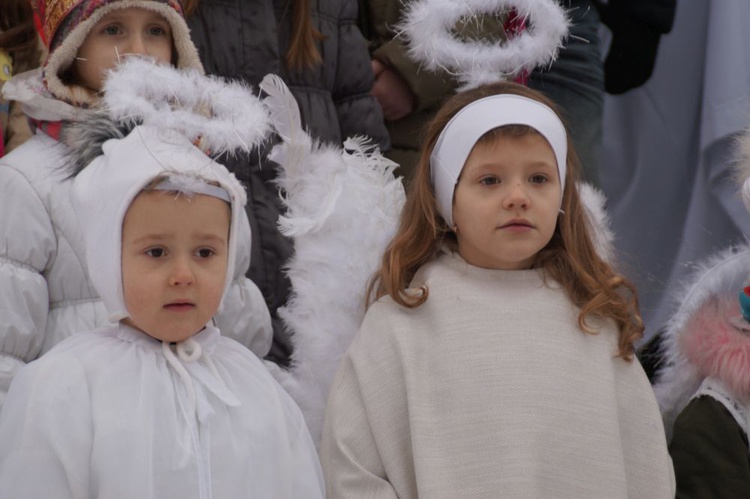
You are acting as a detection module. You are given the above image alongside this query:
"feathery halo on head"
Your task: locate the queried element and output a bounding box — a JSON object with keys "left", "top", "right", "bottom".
{"left": 103, "top": 57, "right": 272, "bottom": 155}
{"left": 398, "top": 0, "right": 569, "bottom": 90}
{"left": 63, "top": 57, "right": 272, "bottom": 177}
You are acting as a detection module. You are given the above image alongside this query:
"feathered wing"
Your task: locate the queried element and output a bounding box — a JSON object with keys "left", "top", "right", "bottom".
{"left": 261, "top": 76, "right": 405, "bottom": 447}
{"left": 578, "top": 182, "right": 614, "bottom": 263}
{"left": 259, "top": 74, "right": 303, "bottom": 145}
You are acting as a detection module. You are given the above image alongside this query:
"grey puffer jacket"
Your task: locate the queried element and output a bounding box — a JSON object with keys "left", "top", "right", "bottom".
{"left": 188, "top": 0, "right": 389, "bottom": 366}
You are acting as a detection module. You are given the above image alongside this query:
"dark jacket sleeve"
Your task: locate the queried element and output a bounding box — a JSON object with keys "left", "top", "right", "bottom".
{"left": 669, "top": 395, "right": 750, "bottom": 499}
{"left": 595, "top": 0, "right": 677, "bottom": 94}
{"left": 333, "top": 0, "right": 390, "bottom": 150}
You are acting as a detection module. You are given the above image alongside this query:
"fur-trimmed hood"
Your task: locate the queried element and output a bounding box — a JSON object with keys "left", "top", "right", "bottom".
{"left": 41, "top": 0, "right": 203, "bottom": 106}
{"left": 654, "top": 247, "right": 750, "bottom": 432}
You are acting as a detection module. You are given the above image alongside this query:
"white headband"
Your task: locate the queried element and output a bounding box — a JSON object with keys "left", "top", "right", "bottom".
{"left": 430, "top": 94, "right": 567, "bottom": 227}
{"left": 154, "top": 178, "right": 231, "bottom": 203}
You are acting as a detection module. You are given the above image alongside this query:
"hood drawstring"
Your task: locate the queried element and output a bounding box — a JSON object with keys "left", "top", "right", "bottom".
{"left": 161, "top": 338, "right": 241, "bottom": 420}
{"left": 161, "top": 335, "right": 242, "bottom": 499}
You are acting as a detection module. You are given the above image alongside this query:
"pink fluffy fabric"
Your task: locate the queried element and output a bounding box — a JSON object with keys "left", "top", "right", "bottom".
{"left": 680, "top": 296, "right": 750, "bottom": 397}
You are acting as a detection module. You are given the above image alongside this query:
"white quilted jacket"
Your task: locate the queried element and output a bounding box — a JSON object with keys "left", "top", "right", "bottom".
{"left": 0, "top": 132, "right": 272, "bottom": 411}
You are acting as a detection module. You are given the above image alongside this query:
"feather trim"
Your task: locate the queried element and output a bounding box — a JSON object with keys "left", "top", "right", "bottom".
{"left": 62, "top": 60, "right": 272, "bottom": 179}
{"left": 275, "top": 138, "right": 404, "bottom": 447}
{"left": 259, "top": 74, "right": 304, "bottom": 145}
{"left": 398, "top": 0, "right": 569, "bottom": 90}
{"left": 680, "top": 296, "right": 750, "bottom": 399}
{"left": 261, "top": 76, "right": 405, "bottom": 447}
{"left": 578, "top": 182, "right": 614, "bottom": 263}
{"left": 103, "top": 58, "right": 271, "bottom": 156}
{"left": 653, "top": 247, "right": 750, "bottom": 432}
{"left": 735, "top": 126, "right": 750, "bottom": 213}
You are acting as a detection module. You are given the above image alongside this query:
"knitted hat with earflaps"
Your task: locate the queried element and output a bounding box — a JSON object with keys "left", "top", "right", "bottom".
{"left": 32, "top": 0, "right": 203, "bottom": 105}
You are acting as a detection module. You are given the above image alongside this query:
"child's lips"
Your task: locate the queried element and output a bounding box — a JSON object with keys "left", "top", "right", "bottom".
{"left": 164, "top": 302, "right": 195, "bottom": 311}
{"left": 499, "top": 219, "right": 533, "bottom": 230}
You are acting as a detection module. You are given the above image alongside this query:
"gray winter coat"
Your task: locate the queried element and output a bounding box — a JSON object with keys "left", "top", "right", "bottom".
{"left": 188, "top": 0, "right": 389, "bottom": 365}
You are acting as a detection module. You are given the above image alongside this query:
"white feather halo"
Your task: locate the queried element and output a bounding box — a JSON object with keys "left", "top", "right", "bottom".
{"left": 399, "top": 0, "right": 569, "bottom": 90}
{"left": 102, "top": 57, "right": 272, "bottom": 155}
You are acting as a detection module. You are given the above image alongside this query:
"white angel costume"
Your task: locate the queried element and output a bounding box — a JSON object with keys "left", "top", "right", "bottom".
{"left": 321, "top": 249, "right": 675, "bottom": 499}
{"left": 0, "top": 123, "right": 325, "bottom": 498}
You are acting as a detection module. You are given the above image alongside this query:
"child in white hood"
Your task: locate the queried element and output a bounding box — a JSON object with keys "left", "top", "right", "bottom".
{"left": 0, "top": 0, "right": 271, "bottom": 411}
{"left": 0, "top": 120, "right": 325, "bottom": 498}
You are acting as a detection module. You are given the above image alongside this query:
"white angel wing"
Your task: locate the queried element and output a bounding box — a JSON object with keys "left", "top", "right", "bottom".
{"left": 259, "top": 73, "right": 304, "bottom": 144}
{"left": 260, "top": 76, "right": 405, "bottom": 446}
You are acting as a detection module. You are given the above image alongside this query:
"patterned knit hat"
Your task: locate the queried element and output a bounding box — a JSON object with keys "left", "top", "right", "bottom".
{"left": 32, "top": 0, "right": 203, "bottom": 105}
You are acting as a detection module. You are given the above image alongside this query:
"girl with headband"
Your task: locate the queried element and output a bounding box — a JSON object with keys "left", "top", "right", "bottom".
{"left": 319, "top": 81, "right": 675, "bottom": 497}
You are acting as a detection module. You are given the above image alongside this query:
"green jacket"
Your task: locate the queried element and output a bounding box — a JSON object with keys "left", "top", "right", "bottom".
{"left": 670, "top": 395, "right": 750, "bottom": 499}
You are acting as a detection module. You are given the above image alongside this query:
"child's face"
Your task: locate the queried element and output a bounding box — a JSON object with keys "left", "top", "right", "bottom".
{"left": 73, "top": 7, "right": 174, "bottom": 92}
{"left": 121, "top": 191, "right": 230, "bottom": 343}
{"left": 452, "top": 133, "right": 561, "bottom": 270}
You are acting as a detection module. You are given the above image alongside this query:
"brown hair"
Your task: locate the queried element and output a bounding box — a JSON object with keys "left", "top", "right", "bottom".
{"left": 0, "top": 0, "right": 38, "bottom": 60}
{"left": 184, "top": 0, "right": 323, "bottom": 70}
{"left": 369, "top": 81, "right": 643, "bottom": 359}
{"left": 284, "top": 0, "right": 324, "bottom": 70}
{"left": 181, "top": 0, "right": 198, "bottom": 16}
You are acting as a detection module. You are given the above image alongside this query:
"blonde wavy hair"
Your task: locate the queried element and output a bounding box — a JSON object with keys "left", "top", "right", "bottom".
{"left": 369, "top": 81, "right": 644, "bottom": 360}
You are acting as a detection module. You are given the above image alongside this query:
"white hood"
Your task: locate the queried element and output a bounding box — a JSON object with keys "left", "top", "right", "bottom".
{"left": 70, "top": 125, "right": 247, "bottom": 322}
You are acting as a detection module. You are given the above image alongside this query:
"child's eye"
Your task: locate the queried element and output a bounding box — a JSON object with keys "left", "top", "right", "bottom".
{"left": 102, "top": 24, "right": 123, "bottom": 36}
{"left": 148, "top": 26, "right": 168, "bottom": 36}
{"left": 196, "top": 248, "right": 216, "bottom": 258}
{"left": 529, "top": 174, "right": 549, "bottom": 184}
{"left": 145, "top": 248, "right": 166, "bottom": 258}
{"left": 479, "top": 176, "right": 499, "bottom": 186}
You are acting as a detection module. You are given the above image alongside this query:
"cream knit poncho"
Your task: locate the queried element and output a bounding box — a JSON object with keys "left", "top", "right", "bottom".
{"left": 321, "top": 250, "right": 674, "bottom": 498}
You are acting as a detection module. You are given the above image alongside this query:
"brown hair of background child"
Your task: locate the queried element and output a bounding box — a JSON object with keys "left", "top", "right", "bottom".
{"left": 184, "top": 0, "right": 324, "bottom": 70}
{"left": 370, "top": 81, "right": 644, "bottom": 359}
{"left": 0, "top": 0, "right": 38, "bottom": 60}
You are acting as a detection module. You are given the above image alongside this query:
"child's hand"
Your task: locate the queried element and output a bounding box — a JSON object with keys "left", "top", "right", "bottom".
{"left": 370, "top": 59, "right": 416, "bottom": 122}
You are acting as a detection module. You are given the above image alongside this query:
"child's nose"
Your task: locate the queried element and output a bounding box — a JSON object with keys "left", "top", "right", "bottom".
{"left": 124, "top": 34, "right": 149, "bottom": 56}
{"left": 503, "top": 182, "right": 530, "bottom": 209}
{"left": 169, "top": 257, "right": 195, "bottom": 286}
